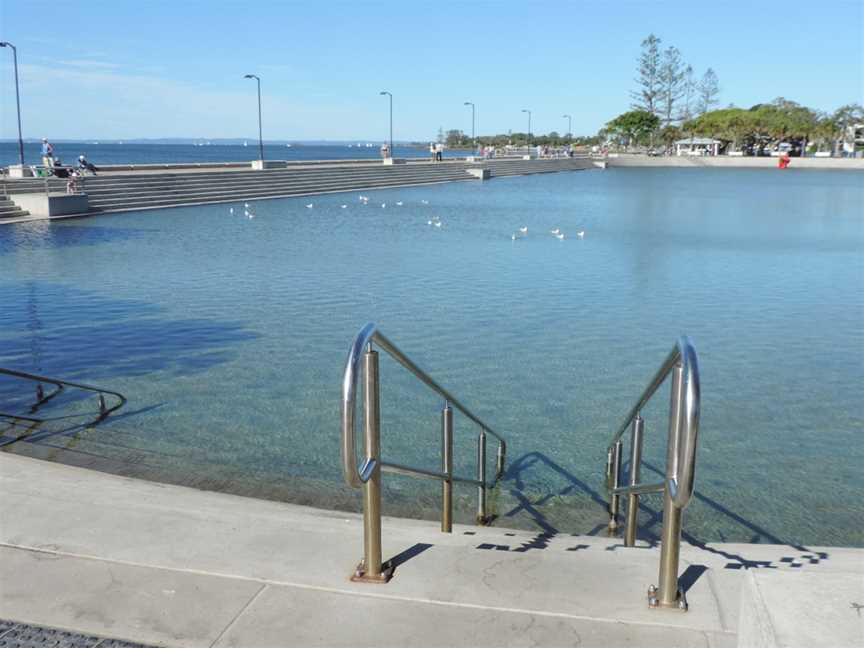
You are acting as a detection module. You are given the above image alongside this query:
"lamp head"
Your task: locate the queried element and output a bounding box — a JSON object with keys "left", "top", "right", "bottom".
{"left": 522, "top": 109, "right": 529, "bottom": 113}
{"left": 379, "top": 91, "right": 390, "bottom": 96}
{"left": 0, "top": 42, "right": 7, "bottom": 47}
{"left": 244, "top": 74, "right": 257, "bottom": 80}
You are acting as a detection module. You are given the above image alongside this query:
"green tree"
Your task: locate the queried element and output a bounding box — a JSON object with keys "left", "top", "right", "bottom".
{"left": 606, "top": 110, "right": 660, "bottom": 149}
{"left": 659, "top": 46, "right": 687, "bottom": 126}
{"left": 631, "top": 34, "right": 663, "bottom": 116}
{"left": 697, "top": 69, "right": 720, "bottom": 114}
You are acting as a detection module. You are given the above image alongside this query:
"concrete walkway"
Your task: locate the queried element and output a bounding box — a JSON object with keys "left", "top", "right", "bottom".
{"left": 1, "top": 454, "right": 861, "bottom": 648}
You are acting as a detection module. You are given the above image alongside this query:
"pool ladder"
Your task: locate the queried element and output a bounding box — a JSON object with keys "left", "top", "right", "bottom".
{"left": 0, "top": 366, "right": 127, "bottom": 431}
{"left": 341, "top": 322, "right": 506, "bottom": 582}
{"left": 340, "top": 324, "right": 702, "bottom": 612}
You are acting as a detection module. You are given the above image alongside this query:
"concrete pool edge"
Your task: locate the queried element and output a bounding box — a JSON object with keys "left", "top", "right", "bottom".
{"left": 2, "top": 453, "right": 861, "bottom": 648}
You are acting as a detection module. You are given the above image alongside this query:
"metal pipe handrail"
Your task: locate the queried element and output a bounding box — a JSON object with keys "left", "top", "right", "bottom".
{"left": 341, "top": 322, "right": 505, "bottom": 489}
{"left": 603, "top": 336, "right": 700, "bottom": 611}
{"left": 606, "top": 337, "right": 700, "bottom": 510}
{"left": 0, "top": 366, "right": 127, "bottom": 419}
{"left": 341, "top": 322, "right": 508, "bottom": 583}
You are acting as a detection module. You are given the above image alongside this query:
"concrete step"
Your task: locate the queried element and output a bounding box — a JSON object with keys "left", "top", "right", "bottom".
{"left": 2, "top": 453, "right": 860, "bottom": 648}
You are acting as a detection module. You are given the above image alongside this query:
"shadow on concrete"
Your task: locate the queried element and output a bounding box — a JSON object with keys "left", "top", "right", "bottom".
{"left": 678, "top": 564, "right": 708, "bottom": 594}
{"left": 385, "top": 542, "right": 433, "bottom": 574}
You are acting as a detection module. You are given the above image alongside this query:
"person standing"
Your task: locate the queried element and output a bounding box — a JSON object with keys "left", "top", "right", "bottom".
{"left": 41, "top": 138, "right": 55, "bottom": 168}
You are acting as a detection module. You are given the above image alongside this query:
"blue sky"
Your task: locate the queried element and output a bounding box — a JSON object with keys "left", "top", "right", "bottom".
{"left": 1, "top": 0, "right": 862, "bottom": 141}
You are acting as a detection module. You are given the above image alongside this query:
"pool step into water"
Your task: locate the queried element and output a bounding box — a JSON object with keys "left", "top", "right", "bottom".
{"left": 0, "top": 197, "right": 30, "bottom": 220}
{"left": 1, "top": 157, "right": 594, "bottom": 220}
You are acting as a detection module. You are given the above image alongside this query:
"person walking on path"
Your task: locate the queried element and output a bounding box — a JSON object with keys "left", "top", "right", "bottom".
{"left": 41, "top": 138, "right": 55, "bottom": 168}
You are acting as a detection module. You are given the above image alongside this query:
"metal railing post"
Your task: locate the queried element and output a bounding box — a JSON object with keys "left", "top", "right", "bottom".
{"left": 624, "top": 415, "right": 644, "bottom": 546}
{"left": 356, "top": 346, "right": 386, "bottom": 581}
{"left": 651, "top": 364, "right": 687, "bottom": 609}
{"left": 441, "top": 402, "right": 453, "bottom": 533}
{"left": 608, "top": 439, "right": 623, "bottom": 532}
{"left": 477, "top": 430, "right": 487, "bottom": 524}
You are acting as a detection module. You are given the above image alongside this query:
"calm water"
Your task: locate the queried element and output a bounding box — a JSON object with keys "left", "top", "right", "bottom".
{"left": 1, "top": 168, "right": 862, "bottom": 547}
{"left": 0, "top": 142, "right": 464, "bottom": 167}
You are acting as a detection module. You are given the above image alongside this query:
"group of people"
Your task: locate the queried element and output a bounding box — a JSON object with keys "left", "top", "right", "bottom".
{"left": 40, "top": 138, "right": 100, "bottom": 193}
{"left": 429, "top": 142, "right": 444, "bottom": 161}
{"left": 41, "top": 138, "right": 99, "bottom": 177}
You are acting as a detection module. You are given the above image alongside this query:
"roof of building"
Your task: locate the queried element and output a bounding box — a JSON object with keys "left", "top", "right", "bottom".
{"left": 675, "top": 137, "right": 722, "bottom": 145}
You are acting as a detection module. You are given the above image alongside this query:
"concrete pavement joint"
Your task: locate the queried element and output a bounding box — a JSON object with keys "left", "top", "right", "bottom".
{"left": 0, "top": 542, "right": 735, "bottom": 635}
{"left": 207, "top": 584, "right": 268, "bottom": 648}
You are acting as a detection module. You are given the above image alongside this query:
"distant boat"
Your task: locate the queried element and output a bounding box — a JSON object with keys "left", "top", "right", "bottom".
{"left": 286, "top": 144, "right": 292, "bottom": 148}
{"left": 243, "top": 141, "right": 248, "bottom": 147}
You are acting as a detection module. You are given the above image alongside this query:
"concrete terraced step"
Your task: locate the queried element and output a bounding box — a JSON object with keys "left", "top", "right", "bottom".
{"left": 1, "top": 158, "right": 595, "bottom": 220}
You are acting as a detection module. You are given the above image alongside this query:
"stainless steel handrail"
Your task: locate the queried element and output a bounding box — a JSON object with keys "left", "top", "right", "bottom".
{"left": 341, "top": 322, "right": 508, "bottom": 583}
{"left": 606, "top": 338, "right": 700, "bottom": 509}
{"left": 0, "top": 366, "right": 127, "bottom": 422}
{"left": 603, "top": 337, "right": 700, "bottom": 611}
{"left": 342, "top": 322, "right": 506, "bottom": 489}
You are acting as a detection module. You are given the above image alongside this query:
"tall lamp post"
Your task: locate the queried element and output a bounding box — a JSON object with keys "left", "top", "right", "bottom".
{"left": 0, "top": 41, "right": 24, "bottom": 168}
{"left": 562, "top": 114, "right": 572, "bottom": 143}
{"left": 244, "top": 74, "right": 264, "bottom": 162}
{"left": 521, "top": 109, "right": 532, "bottom": 152}
{"left": 379, "top": 91, "right": 393, "bottom": 154}
{"left": 464, "top": 101, "right": 475, "bottom": 149}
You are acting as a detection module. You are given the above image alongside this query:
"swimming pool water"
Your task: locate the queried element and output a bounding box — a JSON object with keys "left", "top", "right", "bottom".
{"left": 1, "top": 167, "right": 861, "bottom": 547}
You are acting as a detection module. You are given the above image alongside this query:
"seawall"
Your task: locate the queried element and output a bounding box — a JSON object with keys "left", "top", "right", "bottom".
{"left": 607, "top": 154, "right": 864, "bottom": 170}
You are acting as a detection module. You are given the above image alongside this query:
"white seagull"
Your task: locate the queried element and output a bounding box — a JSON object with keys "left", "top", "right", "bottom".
{"left": 341, "top": 205, "right": 348, "bottom": 209}
{"left": 434, "top": 221, "right": 442, "bottom": 228}
{"left": 550, "top": 228, "right": 560, "bottom": 235}
{"left": 229, "top": 207, "right": 234, "bottom": 214}
{"left": 396, "top": 201, "right": 403, "bottom": 206}
{"left": 555, "top": 232, "right": 565, "bottom": 240}
{"left": 511, "top": 233, "right": 519, "bottom": 241}
{"left": 244, "top": 203, "right": 250, "bottom": 208}
{"left": 306, "top": 203, "right": 314, "bottom": 209}
{"left": 421, "top": 200, "right": 429, "bottom": 205}
{"left": 381, "top": 203, "right": 387, "bottom": 208}
{"left": 576, "top": 231, "right": 585, "bottom": 239}
{"left": 519, "top": 226, "right": 528, "bottom": 234}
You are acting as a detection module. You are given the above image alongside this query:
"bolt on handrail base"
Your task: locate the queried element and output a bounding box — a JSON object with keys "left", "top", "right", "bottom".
{"left": 647, "top": 585, "right": 688, "bottom": 611}
{"left": 351, "top": 559, "right": 394, "bottom": 584}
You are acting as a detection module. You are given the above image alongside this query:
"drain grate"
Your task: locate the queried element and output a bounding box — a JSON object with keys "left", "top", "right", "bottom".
{"left": 0, "top": 621, "right": 156, "bottom": 648}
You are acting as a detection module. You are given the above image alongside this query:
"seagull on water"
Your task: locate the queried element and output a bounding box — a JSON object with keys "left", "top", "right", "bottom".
{"left": 306, "top": 203, "right": 314, "bottom": 209}
{"left": 244, "top": 203, "right": 250, "bottom": 208}
{"left": 421, "top": 200, "right": 429, "bottom": 205}
{"left": 555, "top": 232, "right": 565, "bottom": 240}
{"left": 576, "top": 231, "right": 585, "bottom": 238}
{"left": 550, "top": 228, "right": 560, "bottom": 235}
{"left": 396, "top": 201, "right": 403, "bottom": 206}
{"left": 511, "top": 233, "right": 519, "bottom": 241}
{"left": 519, "top": 226, "right": 528, "bottom": 234}
{"left": 341, "top": 205, "right": 348, "bottom": 209}
{"left": 381, "top": 203, "right": 387, "bottom": 208}
{"left": 229, "top": 207, "right": 234, "bottom": 214}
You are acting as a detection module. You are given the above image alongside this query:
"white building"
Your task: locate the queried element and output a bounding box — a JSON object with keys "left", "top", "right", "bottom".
{"left": 675, "top": 137, "right": 722, "bottom": 157}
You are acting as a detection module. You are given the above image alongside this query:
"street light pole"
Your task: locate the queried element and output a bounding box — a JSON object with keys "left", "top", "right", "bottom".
{"left": 0, "top": 41, "right": 24, "bottom": 168}
{"left": 464, "top": 101, "right": 475, "bottom": 149}
{"left": 244, "top": 74, "right": 264, "bottom": 162}
{"left": 521, "top": 109, "right": 531, "bottom": 152}
{"left": 562, "top": 114, "right": 572, "bottom": 143}
{"left": 380, "top": 91, "right": 393, "bottom": 154}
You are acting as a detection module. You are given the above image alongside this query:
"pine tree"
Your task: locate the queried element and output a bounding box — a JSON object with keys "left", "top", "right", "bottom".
{"left": 697, "top": 69, "right": 720, "bottom": 115}
{"left": 631, "top": 34, "right": 662, "bottom": 117}
{"left": 659, "top": 46, "right": 687, "bottom": 127}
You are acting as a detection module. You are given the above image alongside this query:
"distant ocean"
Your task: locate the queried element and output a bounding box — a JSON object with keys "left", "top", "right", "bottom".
{"left": 0, "top": 142, "right": 466, "bottom": 167}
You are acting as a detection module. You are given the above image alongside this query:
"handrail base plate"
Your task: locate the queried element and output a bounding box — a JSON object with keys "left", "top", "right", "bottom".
{"left": 647, "top": 586, "right": 688, "bottom": 611}
{"left": 350, "top": 560, "right": 394, "bottom": 584}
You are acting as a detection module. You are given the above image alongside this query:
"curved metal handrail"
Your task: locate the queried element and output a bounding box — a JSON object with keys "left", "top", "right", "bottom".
{"left": 341, "top": 322, "right": 506, "bottom": 489}
{"left": 0, "top": 366, "right": 127, "bottom": 421}
{"left": 606, "top": 337, "right": 699, "bottom": 509}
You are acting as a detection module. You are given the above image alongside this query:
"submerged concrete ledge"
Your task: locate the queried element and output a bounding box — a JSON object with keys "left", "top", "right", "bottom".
{"left": 1, "top": 453, "right": 861, "bottom": 647}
